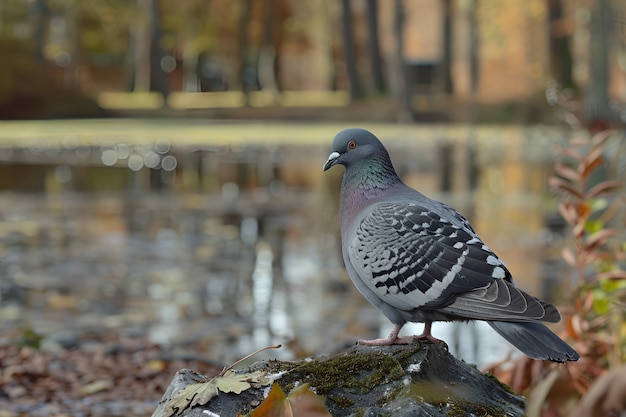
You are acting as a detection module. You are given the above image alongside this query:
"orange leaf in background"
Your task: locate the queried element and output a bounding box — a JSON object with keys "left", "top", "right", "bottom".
{"left": 576, "top": 201, "right": 591, "bottom": 219}
{"left": 251, "top": 383, "right": 332, "bottom": 417}
{"left": 564, "top": 314, "right": 578, "bottom": 339}
{"left": 580, "top": 147, "right": 604, "bottom": 179}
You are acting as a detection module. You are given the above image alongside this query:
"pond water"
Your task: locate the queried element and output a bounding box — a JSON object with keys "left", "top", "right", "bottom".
{"left": 0, "top": 120, "right": 576, "bottom": 368}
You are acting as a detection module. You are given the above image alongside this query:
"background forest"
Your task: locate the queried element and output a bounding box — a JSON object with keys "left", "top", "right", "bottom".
{"left": 0, "top": 0, "right": 624, "bottom": 125}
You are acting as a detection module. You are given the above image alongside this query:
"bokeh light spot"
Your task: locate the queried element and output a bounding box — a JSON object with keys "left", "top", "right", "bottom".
{"left": 128, "top": 154, "right": 144, "bottom": 171}
{"left": 161, "top": 155, "right": 177, "bottom": 171}
{"left": 101, "top": 149, "right": 118, "bottom": 166}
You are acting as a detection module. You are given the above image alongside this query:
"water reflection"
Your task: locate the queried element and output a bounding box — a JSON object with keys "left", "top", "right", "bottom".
{"left": 0, "top": 122, "right": 574, "bottom": 368}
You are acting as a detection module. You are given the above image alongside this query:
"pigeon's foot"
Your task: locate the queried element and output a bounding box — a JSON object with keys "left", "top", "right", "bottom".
{"left": 358, "top": 335, "right": 417, "bottom": 346}
{"left": 357, "top": 323, "right": 408, "bottom": 346}
{"left": 357, "top": 322, "right": 449, "bottom": 349}
{"left": 413, "top": 334, "right": 449, "bottom": 350}
{"left": 357, "top": 324, "right": 422, "bottom": 346}
{"left": 414, "top": 322, "right": 449, "bottom": 350}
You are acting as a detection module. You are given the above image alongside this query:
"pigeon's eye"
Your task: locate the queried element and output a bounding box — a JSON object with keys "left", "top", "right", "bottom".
{"left": 348, "top": 140, "right": 357, "bottom": 150}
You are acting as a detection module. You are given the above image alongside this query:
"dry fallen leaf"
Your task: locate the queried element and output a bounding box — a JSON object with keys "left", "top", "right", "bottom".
{"left": 251, "top": 383, "right": 332, "bottom": 417}
{"left": 81, "top": 379, "right": 113, "bottom": 395}
{"left": 250, "top": 382, "right": 288, "bottom": 417}
{"left": 166, "top": 369, "right": 271, "bottom": 416}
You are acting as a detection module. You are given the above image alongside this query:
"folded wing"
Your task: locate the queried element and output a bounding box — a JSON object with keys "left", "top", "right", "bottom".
{"left": 350, "top": 202, "right": 560, "bottom": 323}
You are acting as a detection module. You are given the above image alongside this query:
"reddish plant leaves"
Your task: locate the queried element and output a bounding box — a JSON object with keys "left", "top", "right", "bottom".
{"left": 587, "top": 180, "right": 622, "bottom": 199}
{"left": 489, "top": 130, "right": 625, "bottom": 417}
{"left": 549, "top": 176, "right": 583, "bottom": 199}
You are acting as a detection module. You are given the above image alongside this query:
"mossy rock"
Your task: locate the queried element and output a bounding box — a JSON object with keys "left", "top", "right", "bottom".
{"left": 153, "top": 343, "right": 525, "bottom": 417}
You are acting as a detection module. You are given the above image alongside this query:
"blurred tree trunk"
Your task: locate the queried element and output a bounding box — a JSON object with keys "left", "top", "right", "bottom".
{"left": 238, "top": 0, "right": 252, "bottom": 104}
{"left": 366, "top": 0, "right": 385, "bottom": 93}
{"left": 469, "top": 0, "right": 479, "bottom": 95}
{"left": 31, "top": 0, "right": 49, "bottom": 62}
{"left": 149, "top": 0, "right": 168, "bottom": 96}
{"left": 547, "top": 0, "right": 575, "bottom": 90}
{"left": 584, "top": 0, "right": 614, "bottom": 128}
{"left": 180, "top": 1, "right": 204, "bottom": 93}
{"left": 182, "top": 33, "right": 199, "bottom": 92}
{"left": 126, "top": 0, "right": 169, "bottom": 96}
{"left": 441, "top": 0, "right": 453, "bottom": 94}
{"left": 393, "top": 0, "right": 415, "bottom": 121}
{"left": 129, "top": 0, "right": 151, "bottom": 92}
{"left": 258, "top": 0, "right": 279, "bottom": 100}
{"left": 62, "top": 0, "right": 79, "bottom": 89}
{"left": 341, "top": 0, "right": 363, "bottom": 99}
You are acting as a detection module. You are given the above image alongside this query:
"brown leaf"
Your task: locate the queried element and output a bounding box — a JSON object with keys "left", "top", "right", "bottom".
{"left": 582, "top": 251, "right": 602, "bottom": 265}
{"left": 584, "top": 229, "right": 620, "bottom": 251}
{"left": 558, "top": 145, "right": 583, "bottom": 160}
{"left": 586, "top": 180, "right": 622, "bottom": 199}
{"left": 250, "top": 383, "right": 287, "bottom": 417}
{"left": 558, "top": 201, "right": 579, "bottom": 225}
{"left": 287, "top": 383, "right": 331, "bottom": 417}
{"left": 554, "top": 162, "right": 581, "bottom": 182}
{"left": 561, "top": 247, "right": 578, "bottom": 267}
{"left": 548, "top": 177, "right": 583, "bottom": 198}
{"left": 580, "top": 147, "right": 603, "bottom": 179}
{"left": 595, "top": 270, "right": 626, "bottom": 280}
{"left": 572, "top": 222, "right": 586, "bottom": 238}
{"left": 251, "top": 383, "right": 331, "bottom": 417}
{"left": 564, "top": 314, "right": 580, "bottom": 339}
{"left": 590, "top": 130, "right": 611, "bottom": 148}
{"left": 577, "top": 201, "right": 591, "bottom": 219}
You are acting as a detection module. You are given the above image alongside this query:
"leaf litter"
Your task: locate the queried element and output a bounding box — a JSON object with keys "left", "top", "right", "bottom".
{"left": 0, "top": 333, "right": 224, "bottom": 417}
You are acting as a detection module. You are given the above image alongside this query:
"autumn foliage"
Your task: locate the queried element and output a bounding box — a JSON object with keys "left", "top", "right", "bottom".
{"left": 487, "top": 130, "right": 626, "bottom": 416}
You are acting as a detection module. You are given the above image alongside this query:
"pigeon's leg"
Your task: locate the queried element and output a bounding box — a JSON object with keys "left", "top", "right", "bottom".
{"left": 358, "top": 323, "right": 415, "bottom": 346}
{"left": 414, "top": 322, "right": 448, "bottom": 349}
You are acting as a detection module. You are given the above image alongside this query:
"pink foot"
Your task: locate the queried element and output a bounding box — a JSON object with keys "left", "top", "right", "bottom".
{"left": 358, "top": 335, "right": 416, "bottom": 346}
{"left": 415, "top": 322, "right": 449, "bottom": 350}
{"left": 414, "top": 333, "right": 448, "bottom": 349}
{"left": 357, "top": 322, "right": 449, "bottom": 350}
{"left": 357, "top": 324, "right": 406, "bottom": 346}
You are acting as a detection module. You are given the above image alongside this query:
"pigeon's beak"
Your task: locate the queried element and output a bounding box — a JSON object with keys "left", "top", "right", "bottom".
{"left": 323, "top": 152, "right": 340, "bottom": 171}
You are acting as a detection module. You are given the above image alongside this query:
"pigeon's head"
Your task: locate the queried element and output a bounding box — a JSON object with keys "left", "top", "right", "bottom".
{"left": 323, "top": 128, "right": 388, "bottom": 171}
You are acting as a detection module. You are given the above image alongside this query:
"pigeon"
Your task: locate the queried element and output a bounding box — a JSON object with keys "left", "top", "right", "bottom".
{"left": 323, "top": 128, "right": 579, "bottom": 362}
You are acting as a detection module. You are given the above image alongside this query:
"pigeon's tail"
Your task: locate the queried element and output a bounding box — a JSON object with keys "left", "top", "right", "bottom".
{"left": 487, "top": 321, "right": 579, "bottom": 363}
